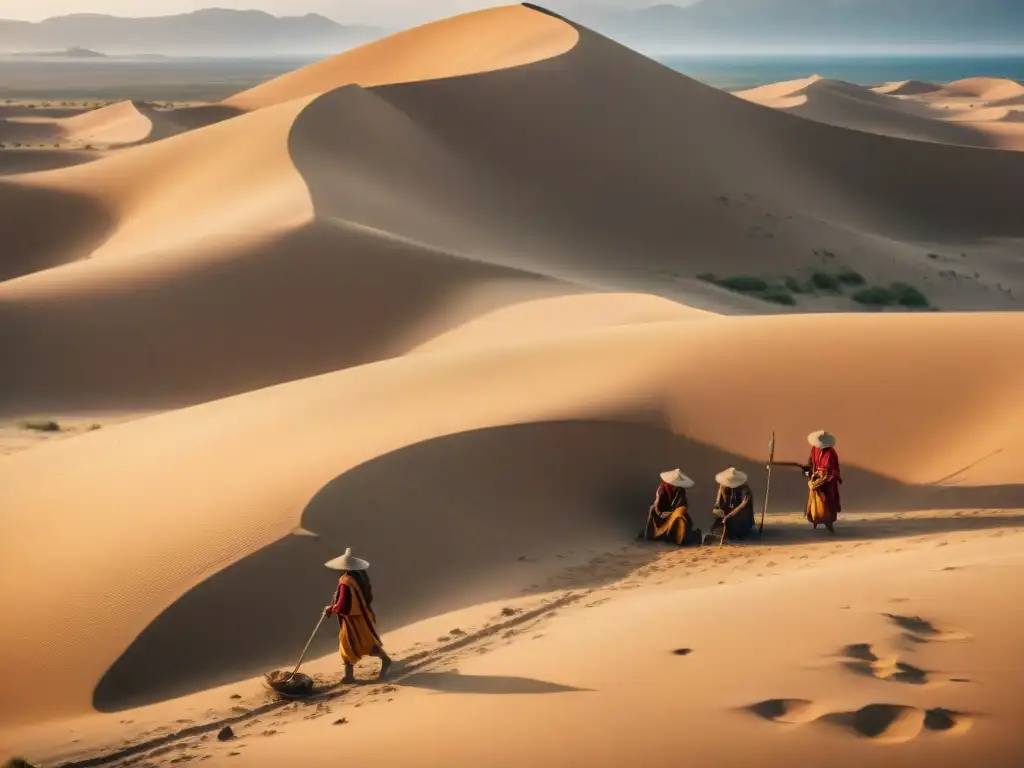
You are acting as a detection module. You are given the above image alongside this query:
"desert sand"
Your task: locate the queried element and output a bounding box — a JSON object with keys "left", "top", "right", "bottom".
{"left": 1, "top": 4, "right": 1023, "bottom": 767}
{"left": 737, "top": 75, "right": 1024, "bottom": 151}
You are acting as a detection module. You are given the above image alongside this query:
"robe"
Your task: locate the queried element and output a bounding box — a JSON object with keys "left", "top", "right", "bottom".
{"left": 805, "top": 446, "right": 842, "bottom": 524}
{"left": 327, "top": 573, "right": 384, "bottom": 665}
{"left": 644, "top": 504, "right": 694, "bottom": 545}
{"left": 711, "top": 484, "right": 756, "bottom": 540}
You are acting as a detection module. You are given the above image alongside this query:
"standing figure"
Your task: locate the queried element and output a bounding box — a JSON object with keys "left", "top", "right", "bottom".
{"left": 708, "top": 467, "right": 756, "bottom": 543}
{"left": 805, "top": 430, "right": 841, "bottom": 533}
{"left": 639, "top": 469, "right": 699, "bottom": 545}
{"left": 324, "top": 548, "right": 392, "bottom": 683}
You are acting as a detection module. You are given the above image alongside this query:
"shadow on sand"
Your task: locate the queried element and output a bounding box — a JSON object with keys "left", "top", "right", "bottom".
{"left": 400, "top": 670, "right": 589, "bottom": 695}
{"left": 94, "top": 419, "right": 1023, "bottom": 711}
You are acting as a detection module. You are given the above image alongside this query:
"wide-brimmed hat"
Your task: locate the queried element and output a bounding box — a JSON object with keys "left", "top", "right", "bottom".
{"left": 324, "top": 547, "right": 370, "bottom": 571}
{"left": 660, "top": 469, "right": 694, "bottom": 488}
{"left": 807, "top": 430, "right": 836, "bottom": 449}
{"left": 715, "top": 467, "right": 748, "bottom": 488}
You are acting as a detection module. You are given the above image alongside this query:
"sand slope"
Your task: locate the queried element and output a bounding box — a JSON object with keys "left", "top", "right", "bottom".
{"left": 1, "top": 5, "right": 1024, "bottom": 766}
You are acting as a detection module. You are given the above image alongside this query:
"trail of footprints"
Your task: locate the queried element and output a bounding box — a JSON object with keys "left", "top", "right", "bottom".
{"left": 748, "top": 611, "right": 975, "bottom": 744}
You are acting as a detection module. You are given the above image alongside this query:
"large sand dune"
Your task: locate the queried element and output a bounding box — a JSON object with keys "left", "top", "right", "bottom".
{"left": 1, "top": 4, "right": 1023, "bottom": 766}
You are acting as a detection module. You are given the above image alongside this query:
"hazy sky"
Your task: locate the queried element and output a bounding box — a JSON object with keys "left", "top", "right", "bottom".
{"left": 0, "top": 1, "right": 686, "bottom": 25}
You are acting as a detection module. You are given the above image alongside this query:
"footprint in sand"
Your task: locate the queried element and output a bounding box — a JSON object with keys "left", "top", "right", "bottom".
{"left": 819, "top": 704, "right": 973, "bottom": 743}
{"left": 883, "top": 613, "right": 972, "bottom": 643}
{"left": 745, "top": 698, "right": 820, "bottom": 724}
{"left": 749, "top": 699, "right": 973, "bottom": 742}
{"left": 836, "top": 643, "right": 929, "bottom": 685}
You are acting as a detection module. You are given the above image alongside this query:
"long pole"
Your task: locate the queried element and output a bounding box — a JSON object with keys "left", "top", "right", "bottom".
{"left": 759, "top": 431, "right": 776, "bottom": 540}
{"left": 284, "top": 588, "right": 335, "bottom": 680}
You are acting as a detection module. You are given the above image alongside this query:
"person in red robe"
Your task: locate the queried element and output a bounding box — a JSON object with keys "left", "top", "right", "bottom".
{"left": 323, "top": 548, "right": 391, "bottom": 683}
{"left": 805, "top": 430, "right": 841, "bottom": 532}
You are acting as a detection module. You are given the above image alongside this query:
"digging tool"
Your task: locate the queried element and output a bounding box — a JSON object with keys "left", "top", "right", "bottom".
{"left": 759, "top": 431, "right": 776, "bottom": 540}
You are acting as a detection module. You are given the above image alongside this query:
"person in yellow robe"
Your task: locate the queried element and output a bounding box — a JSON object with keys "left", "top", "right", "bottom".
{"left": 639, "top": 468, "right": 699, "bottom": 545}
{"left": 324, "top": 548, "right": 391, "bottom": 683}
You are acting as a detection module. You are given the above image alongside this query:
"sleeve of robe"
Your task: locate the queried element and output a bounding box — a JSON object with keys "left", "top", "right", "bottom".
{"left": 327, "top": 583, "right": 353, "bottom": 616}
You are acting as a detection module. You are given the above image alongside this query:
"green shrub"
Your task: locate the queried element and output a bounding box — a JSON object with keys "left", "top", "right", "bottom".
{"left": 810, "top": 272, "right": 841, "bottom": 292}
{"left": 890, "top": 282, "right": 930, "bottom": 308}
{"left": 717, "top": 275, "right": 769, "bottom": 292}
{"left": 784, "top": 276, "right": 810, "bottom": 293}
{"left": 852, "top": 287, "right": 897, "bottom": 306}
{"left": 836, "top": 269, "right": 865, "bottom": 286}
{"left": 19, "top": 419, "right": 61, "bottom": 432}
{"left": 761, "top": 288, "right": 796, "bottom": 306}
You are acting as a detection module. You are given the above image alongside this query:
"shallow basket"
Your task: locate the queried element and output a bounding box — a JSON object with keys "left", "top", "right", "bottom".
{"left": 263, "top": 670, "right": 316, "bottom": 698}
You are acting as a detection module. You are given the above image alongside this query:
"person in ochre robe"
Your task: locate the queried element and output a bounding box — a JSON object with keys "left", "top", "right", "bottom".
{"left": 323, "top": 548, "right": 391, "bottom": 683}
{"left": 805, "top": 430, "right": 842, "bottom": 532}
{"left": 639, "top": 469, "right": 699, "bottom": 545}
{"left": 706, "top": 467, "right": 755, "bottom": 543}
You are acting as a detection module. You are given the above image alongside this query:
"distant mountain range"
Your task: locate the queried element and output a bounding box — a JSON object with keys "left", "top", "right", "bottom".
{"left": 565, "top": 0, "right": 1024, "bottom": 51}
{"left": 1, "top": 3, "right": 1021, "bottom": 58}
{"left": 0, "top": 9, "right": 386, "bottom": 57}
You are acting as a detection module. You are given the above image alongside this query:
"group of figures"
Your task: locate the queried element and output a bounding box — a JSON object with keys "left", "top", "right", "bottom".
{"left": 639, "top": 430, "right": 842, "bottom": 547}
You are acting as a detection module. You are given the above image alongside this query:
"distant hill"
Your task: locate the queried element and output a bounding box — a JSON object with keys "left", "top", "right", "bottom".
{"left": 9, "top": 46, "right": 106, "bottom": 59}
{"left": 0, "top": 9, "right": 387, "bottom": 57}
{"left": 565, "top": 0, "right": 1024, "bottom": 51}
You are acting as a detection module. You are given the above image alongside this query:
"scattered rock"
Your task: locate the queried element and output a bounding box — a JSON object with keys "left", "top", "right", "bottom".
{"left": 500, "top": 607, "right": 518, "bottom": 617}
{"left": 216, "top": 726, "right": 236, "bottom": 742}
{"left": 449, "top": 628, "right": 466, "bottom": 636}
{"left": 228, "top": 753, "right": 241, "bottom": 758}
{"left": 672, "top": 648, "right": 693, "bottom": 656}
{"left": 229, "top": 693, "right": 242, "bottom": 699}
{"left": 334, "top": 717, "right": 348, "bottom": 725}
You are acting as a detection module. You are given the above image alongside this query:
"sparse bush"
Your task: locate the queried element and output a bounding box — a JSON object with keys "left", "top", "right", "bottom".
{"left": 19, "top": 419, "right": 61, "bottom": 432}
{"left": 761, "top": 288, "right": 796, "bottom": 306}
{"left": 890, "top": 282, "right": 930, "bottom": 308}
{"left": 718, "top": 275, "right": 769, "bottom": 292}
{"left": 836, "top": 269, "right": 865, "bottom": 286}
{"left": 851, "top": 286, "right": 897, "bottom": 307}
{"left": 927, "top": 253, "right": 940, "bottom": 260}
{"left": 784, "top": 276, "right": 810, "bottom": 293}
{"left": 810, "top": 271, "right": 841, "bottom": 292}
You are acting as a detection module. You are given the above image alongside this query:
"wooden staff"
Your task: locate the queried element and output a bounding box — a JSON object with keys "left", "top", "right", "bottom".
{"left": 759, "top": 431, "right": 775, "bottom": 540}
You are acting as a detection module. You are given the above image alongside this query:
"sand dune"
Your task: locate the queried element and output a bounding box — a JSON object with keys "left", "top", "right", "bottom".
{"left": 873, "top": 79, "right": 942, "bottom": 96}
{"left": 938, "top": 77, "right": 1024, "bottom": 101}
{"left": 0, "top": 100, "right": 196, "bottom": 150}
{"left": 737, "top": 76, "right": 1024, "bottom": 149}
{"left": 4, "top": 5, "right": 1024, "bottom": 413}
{"left": 1, "top": 310, "right": 1022, "bottom": 728}
{"left": 2, "top": 4, "right": 1024, "bottom": 766}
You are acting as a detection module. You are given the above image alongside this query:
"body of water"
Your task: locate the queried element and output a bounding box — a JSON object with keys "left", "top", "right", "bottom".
{"left": 655, "top": 54, "right": 1024, "bottom": 91}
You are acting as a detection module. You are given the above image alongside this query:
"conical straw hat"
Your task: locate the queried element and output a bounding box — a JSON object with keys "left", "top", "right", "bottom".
{"left": 659, "top": 468, "right": 694, "bottom": 488}
{"left": 807, "top": 430, "right": 836, "bottom": 449}
{"left": 324, "top": 547, "right": 370, "bottom": 571}
{"left": 715, "top": 467, "right": 748, "bottom": 488}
